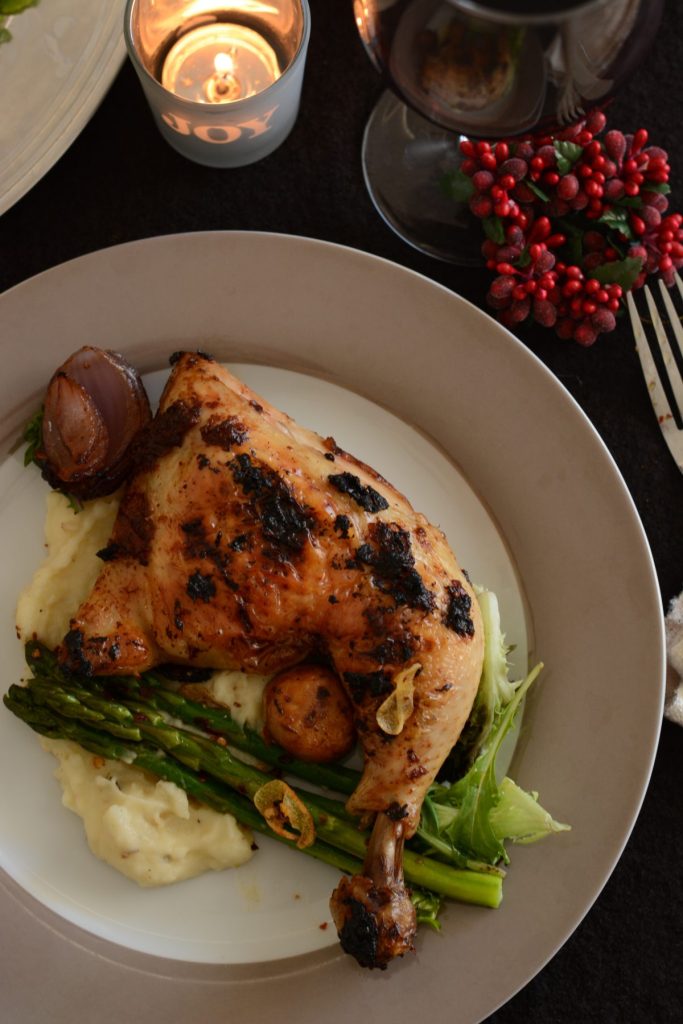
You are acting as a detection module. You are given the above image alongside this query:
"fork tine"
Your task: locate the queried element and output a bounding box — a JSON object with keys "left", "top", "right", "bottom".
{"left": 627, "top": 288, "right": 675, "bottom": 426}
{"left": 628, "top": 285, "right": 683, "bottom": 471}
{"left": 675, "top": 269, "right": 683, "bottom": 303}
{"left": 658, "top": 274, "right": 683, "bottom": 338}
{"left": 644, "top": 284, "right": 683, "bottom": 420}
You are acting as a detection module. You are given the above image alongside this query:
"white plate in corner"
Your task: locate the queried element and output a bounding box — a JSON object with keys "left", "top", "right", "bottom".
{"left": 0, "top": 0, "right": 125, "bottom": 216}
{"left": 0, "top": 233, "right": 665, "bottom": 1024}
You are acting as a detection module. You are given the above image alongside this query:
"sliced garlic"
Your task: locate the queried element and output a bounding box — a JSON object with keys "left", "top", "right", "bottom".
{"left": 253, "top": 779, "right": 315, "bottom": 849}
{"left": 376, "top": 663, "right": 422, "bottom": 736}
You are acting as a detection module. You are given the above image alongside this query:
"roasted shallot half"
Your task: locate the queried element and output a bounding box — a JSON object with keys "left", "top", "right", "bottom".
{"left": 39, "top": 347, "right": 151, "bottom": 499}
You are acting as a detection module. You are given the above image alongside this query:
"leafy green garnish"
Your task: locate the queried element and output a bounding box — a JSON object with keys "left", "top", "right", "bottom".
{"left": 488, "top": 778, "right": 570, "bottom": 846}
{"left": 0, "top": 1, "right": 39, "bottom": 15}
{"left": 429, "top": 666, "right": 544, "bottom": 865}
{"left": 21, "top": 406, "right": 82, "bottom": 514}
{"left": 419, "top": 589, "right": 569, "bottom": 869}
{"left": 22, "top": 407, "right": 44, "bottom": 467}
{"left": 65, "top": 493, "right": 83, "bottom": 514}
{"left": 411, "top": 888, "right": 444, "bottom": 932}
{"left": 470, "top": 589, "right": 518, "bottom": 749}
{"left": 0, "top": 0, "right": 39, "bottom": 43}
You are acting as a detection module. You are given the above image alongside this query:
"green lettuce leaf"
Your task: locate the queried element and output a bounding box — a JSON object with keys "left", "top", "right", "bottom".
{"left": 422, "top": 663, "right": 569, "bottom": 867}
{"left": 440, "top": 588, "right": 519, "bottom": 778}
{"left": 489, "top": 777, "right": 570, "bottom": 846}
{"left": 0, "top": 1, "right": 39, "bottom": 15}
{"left": 437, "top": 665, "right": 542, "bottom": 864}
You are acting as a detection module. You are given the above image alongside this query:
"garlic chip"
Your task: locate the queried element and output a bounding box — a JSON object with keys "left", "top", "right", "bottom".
{"left": 253, "top": 779, "right": 315, "bottom": 849}
{"left": 376, "top": 663, "right": 422, "bottom": 736}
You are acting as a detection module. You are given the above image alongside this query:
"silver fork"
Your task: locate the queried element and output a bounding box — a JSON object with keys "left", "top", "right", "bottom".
{"left": 627, "top": 271, "right": 683, "bottom": 473}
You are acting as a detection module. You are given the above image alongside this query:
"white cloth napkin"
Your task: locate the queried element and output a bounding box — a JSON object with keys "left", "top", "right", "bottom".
{"left": 665, "top": 592, "right": 683, "bottom": 726}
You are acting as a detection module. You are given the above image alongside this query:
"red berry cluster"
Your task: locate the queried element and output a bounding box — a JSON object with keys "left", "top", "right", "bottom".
{"left": 630, "top": 211, "right": 683, "bottom": 287}
{"left": 458, "top": 110, "right": 681, "bottom": 345}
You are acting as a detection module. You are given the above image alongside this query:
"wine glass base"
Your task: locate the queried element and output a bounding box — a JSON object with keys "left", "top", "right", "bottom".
{"left": 361, "top": 91, "right": 483, "bottom": 266}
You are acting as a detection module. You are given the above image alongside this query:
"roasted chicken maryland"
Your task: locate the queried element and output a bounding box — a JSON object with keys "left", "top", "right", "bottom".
{"left": 53, "top": 351, "right": 484, "bottom": 968}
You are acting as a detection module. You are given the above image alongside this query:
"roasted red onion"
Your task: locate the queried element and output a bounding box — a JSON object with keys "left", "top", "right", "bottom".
{"left": 40, "top": 347, "right": 152, "bottom": 499}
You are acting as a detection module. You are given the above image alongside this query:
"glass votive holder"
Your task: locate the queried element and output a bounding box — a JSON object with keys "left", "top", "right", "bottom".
{"left": 124, "top": 0, "right": 311, "bottom": 168}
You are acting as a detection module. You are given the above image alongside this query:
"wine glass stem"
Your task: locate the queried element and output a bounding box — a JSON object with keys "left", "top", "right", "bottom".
{"left": 361, "top": 90, "right": 483, "bottom": 266}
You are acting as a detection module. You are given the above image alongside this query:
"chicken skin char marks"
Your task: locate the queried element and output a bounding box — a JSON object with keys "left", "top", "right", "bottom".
{"left": 60, "top": 352, "right": 484, "bottom": 969}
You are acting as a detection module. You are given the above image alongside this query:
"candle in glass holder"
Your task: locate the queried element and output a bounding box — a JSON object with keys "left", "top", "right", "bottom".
{"left": 161, "top": 22, "right": 281, "bottom": 104}
{"left": 124, "top": 0, "right": 311, "bottom": 167}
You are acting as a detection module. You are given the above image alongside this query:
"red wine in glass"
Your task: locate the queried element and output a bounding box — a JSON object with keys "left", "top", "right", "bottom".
{"left": 354, "top": 0, "right": 663, "bottom": 262}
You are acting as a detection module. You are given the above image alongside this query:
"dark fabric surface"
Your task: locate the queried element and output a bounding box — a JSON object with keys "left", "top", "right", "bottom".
{"left": 1, "top": 1, "right": 682, "bottom": 1020}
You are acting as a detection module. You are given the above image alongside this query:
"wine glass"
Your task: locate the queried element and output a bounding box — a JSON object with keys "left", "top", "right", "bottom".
{"left": 353, "top": 0, "right": 664, "bottom": 263}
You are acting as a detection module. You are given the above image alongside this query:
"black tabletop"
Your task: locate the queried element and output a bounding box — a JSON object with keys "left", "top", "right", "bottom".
{"left": 1, "top": 2, "right": 682, "bottom": 1021}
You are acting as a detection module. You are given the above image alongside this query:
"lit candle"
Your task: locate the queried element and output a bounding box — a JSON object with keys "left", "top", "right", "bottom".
{"left": 124, "top": 0, "right": 311, "bottom": 168}
{"left": 161, "top": 22, "right": 281, "bottom": 104}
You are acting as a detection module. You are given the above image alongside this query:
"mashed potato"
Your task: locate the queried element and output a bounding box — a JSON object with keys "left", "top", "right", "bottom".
{"left": 42, "top": 739, "right": 254, "bottom": 885}
{"left": 188, "top": 670, "right": 268, "bottom": 732}
{"left": 18, "top": 492, "right": 269, "bottom": 887}
{"left": 16, "top": 491, "right": 120, "bottom": 649}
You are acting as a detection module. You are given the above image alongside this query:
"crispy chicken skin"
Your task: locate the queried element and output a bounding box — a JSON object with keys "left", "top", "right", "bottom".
{"left": 61, "top": 352, "right": 484, "bottom": 966}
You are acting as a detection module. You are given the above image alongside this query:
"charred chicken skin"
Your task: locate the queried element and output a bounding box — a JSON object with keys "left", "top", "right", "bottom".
{"left": 60, "top": 352, "right": 484, "bottom": 968}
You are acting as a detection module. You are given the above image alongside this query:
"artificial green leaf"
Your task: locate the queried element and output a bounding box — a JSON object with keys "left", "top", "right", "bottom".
{"left": 525, "top": 179, "right": 551, "bottom": 203}
{"left": 567, "top": 233, "right": 582, "bottom": 266}
{"left": 643, "top": 182, "right": 671, "bottom": 195}
{"left": 598, "top": 207, "right": 633, "bottom": 239}
{"left": 440, "top": 169, "right": 475, "bottom": 203}
{"left": 553, "top": 140, "right": 583, "bottom": 176}
{"left": 515, "top": 246, "right": 531, "bottom": 268}
{"left": 483, "top": 216, "right": 505, "bottom": 244}
{"left": 613, "top": 196, "right": 643, "bottom": 209}
{"left": 591, "top": 256, "right": 643, "bottom": 291}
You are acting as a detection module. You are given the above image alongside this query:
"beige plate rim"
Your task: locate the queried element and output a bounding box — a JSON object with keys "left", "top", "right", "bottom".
{"left": 0, "top": 232, "right": 665, "bottom": 1024}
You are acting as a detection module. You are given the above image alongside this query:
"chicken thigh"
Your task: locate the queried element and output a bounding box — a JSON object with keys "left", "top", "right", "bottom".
{"left": 61, "top": 352, "right": 484, "bottom": 967}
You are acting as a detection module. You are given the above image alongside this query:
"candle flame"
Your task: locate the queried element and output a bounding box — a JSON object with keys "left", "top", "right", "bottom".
{"left": 214, "top": 51, "right": 235, "bottom": 76}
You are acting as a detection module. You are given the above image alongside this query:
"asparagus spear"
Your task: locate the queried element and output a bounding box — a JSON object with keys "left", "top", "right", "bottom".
{"left": 25, "top": 642, "right": 360, "bottom": 796}
{"left": 4, "top": 680, "right": 503, "bottom": 909}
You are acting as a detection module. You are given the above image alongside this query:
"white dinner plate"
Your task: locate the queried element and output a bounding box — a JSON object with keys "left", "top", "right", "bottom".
{"left": 0, "top": 362, "right": 529, "bottom": 964}
{"left": 0, "top": 233, "right": 665, "bottom": 1024}
{"left": 0, "top": 0, "right": 125, "bottom": 216}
